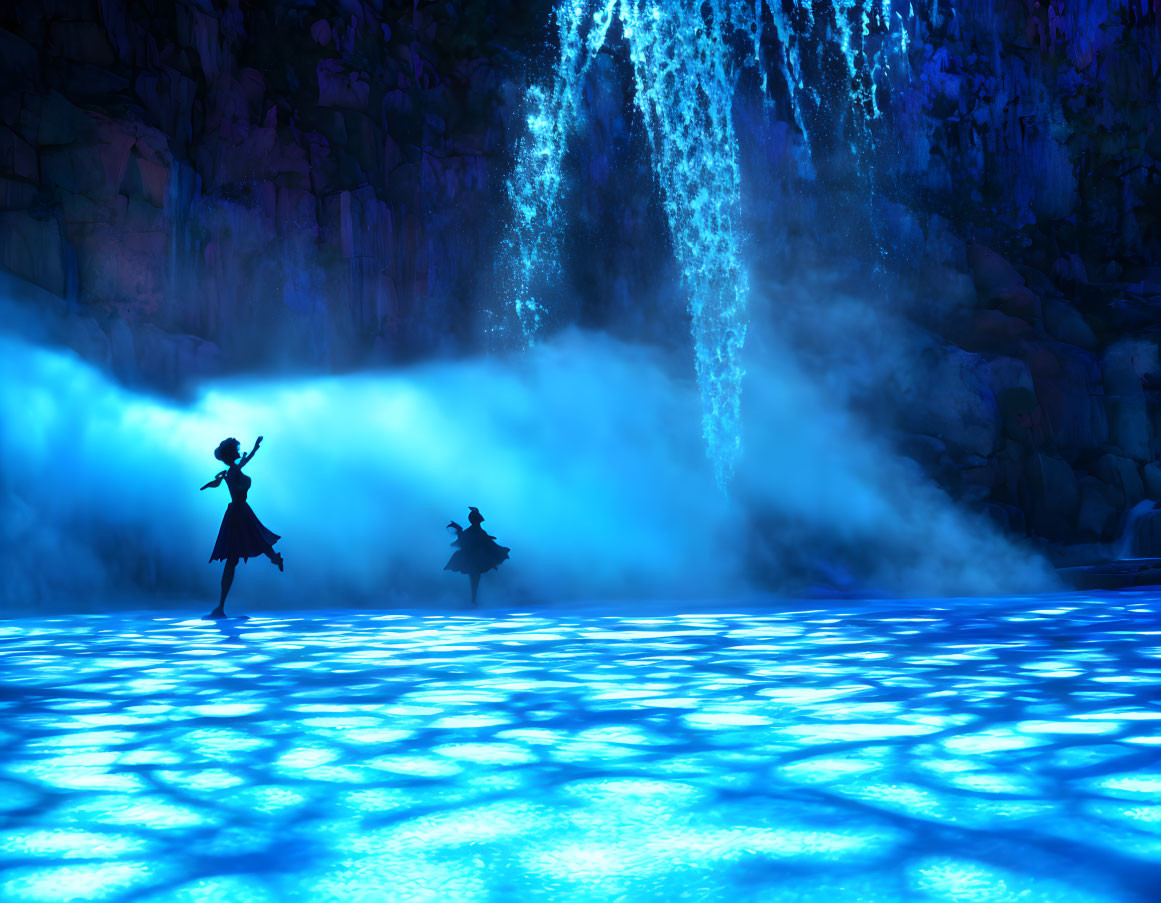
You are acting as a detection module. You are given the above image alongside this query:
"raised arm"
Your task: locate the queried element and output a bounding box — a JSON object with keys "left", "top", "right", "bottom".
{"left": 239, "top": 435, "right": 263, "bottom": 468}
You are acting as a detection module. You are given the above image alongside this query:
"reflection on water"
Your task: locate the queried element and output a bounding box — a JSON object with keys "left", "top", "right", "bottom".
{"left": 0, "top": 593, "right": 1159, "bottom": 902}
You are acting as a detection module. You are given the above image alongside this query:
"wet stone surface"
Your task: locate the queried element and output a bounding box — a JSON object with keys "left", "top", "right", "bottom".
{"left": 0, "top": 594, "right": 1159, "bottom": 902}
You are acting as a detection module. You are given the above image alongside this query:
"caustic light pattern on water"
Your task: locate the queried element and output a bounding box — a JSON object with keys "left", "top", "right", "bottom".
{"left": 1, "top": 593, "right": 1160, "bottom": 901}
{"left": 503, "top": 1, "right": 911, "bottom": 484}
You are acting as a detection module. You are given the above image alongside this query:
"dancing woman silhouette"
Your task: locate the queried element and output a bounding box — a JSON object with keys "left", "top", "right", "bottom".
{"left": 201, "top": 436, "right": 283, "bottom": 618}
{"left": 445, "top": 507, "right": 509, "bottom": 606}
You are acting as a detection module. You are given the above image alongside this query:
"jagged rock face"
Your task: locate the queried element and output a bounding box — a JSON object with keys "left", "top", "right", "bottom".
{"left": 884, "top": 4, "right": 1161, "bottom": 276}
{"left": 0, "top": 0, "right": 1159, "bottom": 558}
{"left": 1, "top": 2, "right": 1157, "bottom": 376}
{"left": 0, "top": 0, "right": 553, "bottom": 382}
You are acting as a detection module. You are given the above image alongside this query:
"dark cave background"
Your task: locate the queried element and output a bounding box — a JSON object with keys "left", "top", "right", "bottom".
{"left": 1, "top": 0, "right": 1161, "bottom": 582}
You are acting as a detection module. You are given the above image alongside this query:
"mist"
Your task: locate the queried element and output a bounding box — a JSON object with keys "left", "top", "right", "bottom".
{"left": 1, "top": 270, "right": 1057, "bottom": 616}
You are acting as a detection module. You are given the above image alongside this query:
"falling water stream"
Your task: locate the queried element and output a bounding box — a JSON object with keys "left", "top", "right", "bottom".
{"left": 502, "top": 0, "right": 912, "bottom": 485}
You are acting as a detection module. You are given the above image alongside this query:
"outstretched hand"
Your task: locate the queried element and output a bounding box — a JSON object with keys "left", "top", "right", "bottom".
{"left": 240, "top": 436, "right": 263, "bottom": 467}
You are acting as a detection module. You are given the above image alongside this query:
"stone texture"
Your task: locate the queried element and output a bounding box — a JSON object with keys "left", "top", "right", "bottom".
{"left": 0, "top": 212, "right": 64, "bottom": 296}
{"left": 1144, "top": 462, "right": 1161, "bottom": 499}
{"left": 1094, "top": 454, "right": 1146, "bottom": 511}
{"left": 946, "top": 309, "right": 1033, "bottom": 355}
{"left": 1075, "top": 477, "right": 1120, "bottom": 542}
{"left": 1043, "top": 300, "right": 1098, "bottom": 351}
{"left": 1102, "top": 340, "right": 1157, "bottom": 461}
{"left": 967, "top": 243, "right": 1025, "bottom": 297}
{"left": 1021, "top": 341, "right": 1108, "bottom": 456}
{"left": 1135, "top": 510, "right": 1161, "bottom": 558}
{"left": 0, "top": 0, "right": 533, "bottom": 374}
{"left": 898, "top": 346, "right": 1000, "bottom": 459}
{"left": 1024, "top": 454, "right": 1079, "bottom": 540}
{"left": 989, "top": 285, "right": 1042, "bottom": 325}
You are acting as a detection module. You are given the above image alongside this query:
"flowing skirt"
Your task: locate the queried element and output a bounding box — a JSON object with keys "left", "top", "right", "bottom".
{"left": 210, "top": 502, "right": 280, "bottom": 562}
{"left": 445, "top": 540, "right": 509, "bottom": 576}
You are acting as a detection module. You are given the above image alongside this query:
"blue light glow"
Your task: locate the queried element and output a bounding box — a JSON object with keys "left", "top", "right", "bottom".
{"left": 2, "top": 326, "right": 1058, "bottom": 610}
{"left": 1, "top": 597, "right": 1160, "bottom": 900}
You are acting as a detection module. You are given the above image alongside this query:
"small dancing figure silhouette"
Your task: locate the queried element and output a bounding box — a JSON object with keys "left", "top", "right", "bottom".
{"left": 201, "top": 436, "right": 283, "bottom": 619}
{"left": 445, "top": 507, "right": 509, "bottom": 606}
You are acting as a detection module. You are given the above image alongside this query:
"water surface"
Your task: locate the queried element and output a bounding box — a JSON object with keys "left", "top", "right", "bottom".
{"left": 1, "top": 593, "right": 1159, "bottom": 902}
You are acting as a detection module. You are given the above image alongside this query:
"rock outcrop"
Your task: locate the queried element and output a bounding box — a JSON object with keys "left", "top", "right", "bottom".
{"left": 0, "top": 0, "right": 551, "bottom": 386}
{"left": 0, "top": 0, "right": 1159, "bottom": 561}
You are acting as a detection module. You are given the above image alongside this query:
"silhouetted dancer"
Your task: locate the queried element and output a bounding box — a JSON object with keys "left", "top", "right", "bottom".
{"left": 445, "top": 507, "right": 509, "bottom": 606}
{"left": 201, "top": 436, "right": 283, "bottom": 619}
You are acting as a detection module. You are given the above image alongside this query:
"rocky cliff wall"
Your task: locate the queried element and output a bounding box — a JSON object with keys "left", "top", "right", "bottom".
{"left": 1, "top": 0, "right": 1159, "bottom": 564}
{"left": 0, "top": 0, "right": 553, "bottom": 386}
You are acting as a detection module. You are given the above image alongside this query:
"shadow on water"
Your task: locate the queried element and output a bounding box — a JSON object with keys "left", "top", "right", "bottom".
{"left": 0, "top": 592, "right": 1159, "bottom": 902}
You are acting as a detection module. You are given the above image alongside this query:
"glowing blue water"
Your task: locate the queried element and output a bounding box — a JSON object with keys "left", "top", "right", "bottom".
{"left": 2, "top": 593, "right": 1159, "bottom": 901}
{"left": 502, "top": 1, "right": 912, "bottom": 485}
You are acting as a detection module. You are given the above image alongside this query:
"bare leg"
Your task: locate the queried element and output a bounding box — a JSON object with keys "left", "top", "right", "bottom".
{"left": 469, "top": 573, "right": 480, "bottom": 607}
{"left": 209, "top": 558, "right": 238, "bottom": 618}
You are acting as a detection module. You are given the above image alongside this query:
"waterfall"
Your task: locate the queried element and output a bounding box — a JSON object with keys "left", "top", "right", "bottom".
{"left": 1116, "top": 499, "right": 1161, "bottom": 560}
{"left": 619, "top": 2, "right": 748, "bottom": 487}
{"left": 501, "top": 1, "right": 912, "bottom": 486}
